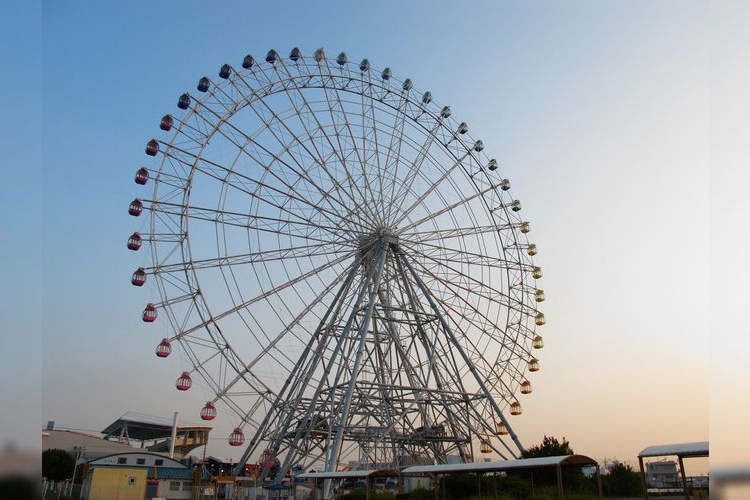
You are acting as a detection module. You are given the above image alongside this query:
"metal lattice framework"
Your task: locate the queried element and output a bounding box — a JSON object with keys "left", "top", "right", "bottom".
{"left": 127, "top": 47, "right": 545, "bottom": 487}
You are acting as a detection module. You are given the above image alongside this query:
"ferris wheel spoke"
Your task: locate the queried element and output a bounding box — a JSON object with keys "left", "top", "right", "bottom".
{"left": 402, "top": 255, "right": 531, "bottom": 391}
{"left": 242, "top": 124, "right": 367, "bottom": 235}
{"left": 229, "top": 75, "right": 371, "bottom": 232}
{"left": 314, "top": 59, "right": 377, "bottom": 224}
{"left": 180, "top": 100, "right": 362, "bottom": 234}
{"left": 388, "top": 118, "right": 445, "bottom": 223}
{"left": 376, "top": 87, "right": 410, "bottom": 225}
{"left": 147, "top": 198, "right": 349, "bottom": 242}
{"left": 277, "top": 262, "right": 365, "bottom": 415}
{"left": 176, "top": 338, "right": 281, "bottom": 415}
{"left": 361, "top": 79, "right": 389, "bottom": 225}
{"left": 397, "top": 181, "right": 501, "bottom": 233}
{"left": 172, "top": 250, "right": 355, "bottom": 342}
{"left": 392, "top": 255, "right": 473, "bottom": 396}
{"left": 422, "top": 244, "right": 499, "bottom": 293}
{"left": 394, "top": 247, "right": 526, "bottom": 450}
{"left": 152, "top": 242, "right": 351, "bottom": 277}
{"left": 162, "top": 140, "right": 356, "bottom": 236}
{"left": 357, "top": 69, "right": 391, "bottom": 226}
{"left": 401, "top": 223, "right": 520, "bottom": 244}
{"left": 381, "top": 99, "right": 447, "bottom": 227}
{"left": 390, "top": 147, "right": 473, "bottom": 229}
{"left": 325, "top": 238, "right": 390, "bottom": 473}
{"left": 408, "top": 239, "right": 531, "bottom": 274}
{"left": 235, "top": 258, "right": 363, "bottom": 387}
{"left": 273, "top": 60, "right": 374, "bottom": 225}
{"left": 240, "top": 257, "right": 369, "bottom": 472}
{"left": 377, "top": 267, "right": 444, "bottom": 391}
{"left": 405, "top": 265, "right": 514, "bottom": 346}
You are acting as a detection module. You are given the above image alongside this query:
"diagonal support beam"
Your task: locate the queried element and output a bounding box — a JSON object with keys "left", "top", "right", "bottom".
{"left": 394, "top": 244, "right": 525, "bottom": 456}
{"left": 322, "top": 235, "right": 391, "bottom": 497}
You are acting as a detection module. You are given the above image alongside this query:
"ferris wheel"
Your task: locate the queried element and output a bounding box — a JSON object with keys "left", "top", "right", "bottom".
{"left": 127, "top": 47, "right": 545, "bottom": 483}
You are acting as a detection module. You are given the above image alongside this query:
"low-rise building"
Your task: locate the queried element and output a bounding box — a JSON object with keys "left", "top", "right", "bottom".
{"left": 80, "top": 451, "right": 208, "bottom": 500}
{"left": 646, "top": 460, "right": 679, "bottom": 488}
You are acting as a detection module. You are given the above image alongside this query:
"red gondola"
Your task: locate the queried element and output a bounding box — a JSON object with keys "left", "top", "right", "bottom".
{"left": 160, "top": 115, "right": 174, "bottom": 131}
{"left": 200, "top": 402, "right": 217, "bottom": 421}
{"left": 176, "top": 371, "right": 192, "bottom": 391}
{"left": 145, "top": 139, "right": 159, "bottom": 156}
{"left": 128, "top": 199, "right": 143, "bottom": 217}
{"left": 127, "top": 232, "right": 142, "bottom": 251}
{"left": 131, "top": 267, "right": 147, "bottom": 286}
{"left": 228, "top": 427, "right": 245, "bottom": 446}
{"left": 155, "top": 338, "right": 172, "bottom": 358}
{"left": 135, "top": 167, "right": 149, "bottom": 185}
{"left": 142, "top": 303, "right": 157, "bottom": 322}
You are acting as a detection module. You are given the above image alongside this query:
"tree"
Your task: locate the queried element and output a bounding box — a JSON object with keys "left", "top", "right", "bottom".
{"left": 441, "top": 473, "right": 478, "bottom": 499}
{"left": 42, "top": 449, "right": 75, "bottom": 481}
{"left": 521, "top": 435, "right": 574, "bottom": 458}
{"left": 601, "top": 462, "right": 643, "bottom": 497}
{"left": 519, "top": 436, "right": 587, "bottom": 493}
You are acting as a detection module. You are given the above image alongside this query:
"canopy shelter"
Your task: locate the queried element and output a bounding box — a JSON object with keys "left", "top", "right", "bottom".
{"left": 402, "top": 455, "right": 601, "bottom": 500}
{"left": 296, "top": 469, "right": 399, "bottom": 499}
{"left": 102, "top": 413, "right": 177, "bottom": 442}
{"left": 101, "top": 411, "right": 211, "bottom": 456}
{"left": 637, "top": 441, "right": 708, "bottom": 499}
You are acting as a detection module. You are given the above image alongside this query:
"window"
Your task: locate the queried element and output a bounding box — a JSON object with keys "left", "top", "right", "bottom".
{"left": 169, "top": 481, "right": 180, "bottom": 491}
{"left": 182, "top": 481, "right": 192, "bottom": 491}
{"left": 117, "top": 457, "right": 127, "bottom": 464}
{"left": 136, "top": 458, "right": 145, "bottom": 465}
{"left": 155, "top": 459, "right": 164, "bottom": 466}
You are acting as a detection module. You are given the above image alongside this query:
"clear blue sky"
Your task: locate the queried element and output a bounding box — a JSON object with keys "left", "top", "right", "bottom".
{"left": 5, "top": 0, "right": 746, "bottom": 473}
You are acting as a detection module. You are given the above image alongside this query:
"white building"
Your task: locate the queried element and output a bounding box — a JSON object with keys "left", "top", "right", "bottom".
{"left": 646, "top": 460, "right": 679, "bottom": 488}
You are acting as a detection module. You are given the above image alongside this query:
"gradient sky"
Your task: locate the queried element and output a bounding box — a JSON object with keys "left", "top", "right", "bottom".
{"left": 13, "top": 0, "right": 747, "bottom": 475}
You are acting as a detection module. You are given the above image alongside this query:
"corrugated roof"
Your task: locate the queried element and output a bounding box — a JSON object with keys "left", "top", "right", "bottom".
{"left": 298, "top": 470, "right": 381, "bottom": 479}
{"left": 638, "top": 441, "right": 709, "bottom": 458}
{"left": 402, "top": 455, "right": 598, "bottom": 475}
{"left": 101, "top": 412, "right": 210, "bottom": 441}
{"left": 43, "top": 429, "right": 137, "bottom": 458}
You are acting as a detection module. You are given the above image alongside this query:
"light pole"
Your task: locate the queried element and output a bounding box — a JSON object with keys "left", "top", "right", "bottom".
{"left": 69, "top": 446, "right": 84, "bottom": 497}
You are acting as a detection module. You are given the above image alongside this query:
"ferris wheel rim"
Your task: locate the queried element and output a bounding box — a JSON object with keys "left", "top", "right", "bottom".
{"left": 130, "top": 47, "right": 544, "bottom": 469}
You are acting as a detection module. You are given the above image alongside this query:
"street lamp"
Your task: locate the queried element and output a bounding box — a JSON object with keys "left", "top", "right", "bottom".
{"left": 69, "top": 446, "right": 84, "bottom": 498}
